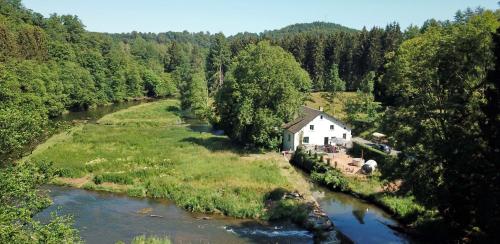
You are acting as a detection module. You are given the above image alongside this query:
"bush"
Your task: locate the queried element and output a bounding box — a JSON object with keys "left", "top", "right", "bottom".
{"left": 311, "top": 170, "right": 349, "bottom": 191}
{"left": 93, "top": 175, "right": 103, "bottom": 185}
{"left": 105, "top": 173, "right": 134, "bottom": 185}
{"left": 96, "top": 173, "right": 134, "bottom": 185}
{"left": 291, "top": 146, "right": 350, "bottom": 192}
{"left": 268, "top": 199, "right": 308, "bottom": 223}
{"left": 348, "top": 141, "right": 391, "bottom": 166}
{"left": 56, "top": 168, "right": 85, "bottom": 178}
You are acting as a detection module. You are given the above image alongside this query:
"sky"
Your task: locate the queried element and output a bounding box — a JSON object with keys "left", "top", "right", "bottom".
{"left": 22, "top": 0, "right": 499, "bottom": 35}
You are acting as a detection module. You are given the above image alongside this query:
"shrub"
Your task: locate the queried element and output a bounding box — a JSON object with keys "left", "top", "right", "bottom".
{"left": 268, "top": 199, "right": 308, "bottom": 223}
{"left": 348, "top": 141, "right": 391, "bottom": 166}
{"left": 291, "top": 146, "right": 350, "bottom": 192}
{"left": 100, "top": 173, "right": 134, "bottom": 185}
{"left": 56, "top": 168, "right": 85, "bottom": 178}
{"left": 93, "top": 173, "right": 134, "bottom": 185}
{"left": 128, "top": 235, "right": 171, "bottom": 244}
{"left": 93, "top": 175, "right": 103, "bottom": 185}
{"left": 311, "top": 170, "right": 349, "bottom": 191}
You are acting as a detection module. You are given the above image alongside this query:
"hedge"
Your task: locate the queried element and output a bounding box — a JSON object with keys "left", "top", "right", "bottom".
{"left": 290, "top": 147, "right": 349, "bottom": 191}
{"left": 348, "top": 140, "right": 392, "bottom": 166}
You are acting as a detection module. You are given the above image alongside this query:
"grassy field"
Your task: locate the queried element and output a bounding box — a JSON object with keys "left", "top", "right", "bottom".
{"left": 29, "top": 99, "right": 301, "bottom": 219}
{"left": 305, "top": 92, "right": 360, "bottom": 121}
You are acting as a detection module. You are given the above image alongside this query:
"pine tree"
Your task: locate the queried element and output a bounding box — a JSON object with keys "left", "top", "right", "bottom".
{"left": 206, "top": 33, "right": 230, "bottom": 94}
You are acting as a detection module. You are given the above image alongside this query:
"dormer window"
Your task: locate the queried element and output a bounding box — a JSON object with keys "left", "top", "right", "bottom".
{"left": 320, "top": 115, "right": 323, "bottom": 119}
{"left": 310, "top": 125, "right": 314, "bottom": 130}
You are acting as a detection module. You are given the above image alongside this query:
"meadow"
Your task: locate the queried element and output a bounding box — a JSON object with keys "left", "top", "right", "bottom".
{"left": 305, "top": 92, "right": 360, "bottom": 121}
{"left": 29, "top": 100, "right": 298, "bottom": 219}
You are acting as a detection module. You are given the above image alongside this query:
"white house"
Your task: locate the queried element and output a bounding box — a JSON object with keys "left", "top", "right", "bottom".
{"left": 282, "top": 106, "right": 352, "bottom": 151}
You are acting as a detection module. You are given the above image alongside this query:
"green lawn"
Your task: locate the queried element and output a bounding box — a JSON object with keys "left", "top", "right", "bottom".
{"left": 30, "top": 99, "right": 295, "bottom": 219}
{"left": 305, "top": 92, "right": 360, "bottom": 121}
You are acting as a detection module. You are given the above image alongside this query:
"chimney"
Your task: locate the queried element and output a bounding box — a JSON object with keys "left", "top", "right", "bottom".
{"left": 319, "top": 106, "right": 324, "bottom": 112}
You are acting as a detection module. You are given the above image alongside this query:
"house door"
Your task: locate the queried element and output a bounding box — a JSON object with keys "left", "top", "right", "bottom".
{"left": 324, "top": 137, "right": 329, "bottom": 145}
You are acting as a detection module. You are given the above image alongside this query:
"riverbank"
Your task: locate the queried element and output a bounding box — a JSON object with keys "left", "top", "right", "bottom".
{"left": 38, "top": 185, "right": 314, "bottom": 244}
{"left": 26, "top": 99, "right": 316, "bottom": 222}
{"left": 289, "top": 147, "right": 429, "bottom": 239}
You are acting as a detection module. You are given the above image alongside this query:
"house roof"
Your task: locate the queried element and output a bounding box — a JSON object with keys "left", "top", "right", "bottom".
{"left": 283, "top": 106, "right": 350, "bottom": 134}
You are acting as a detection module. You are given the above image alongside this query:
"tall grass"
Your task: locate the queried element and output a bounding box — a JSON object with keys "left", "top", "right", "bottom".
{"left": 32, "top": 99, "right": 293, "bottom": 219}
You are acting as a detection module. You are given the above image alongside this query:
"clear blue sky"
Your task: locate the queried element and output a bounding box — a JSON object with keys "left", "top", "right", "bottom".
{"left": 22, "top": 0, "right": 498, "bottom": 35}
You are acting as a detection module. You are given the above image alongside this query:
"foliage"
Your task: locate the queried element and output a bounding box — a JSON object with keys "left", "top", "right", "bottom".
{"left": 348, "top": 141, "right": 391, "bottom": 167}
{"left": 268, "top": 199, "right": 308, "bottom": 223}
{"left": 177, "top": 45, "right": 210, "bottom": 120}
{"left": 311, "top": 170, "right": 349, "bottom": 192}
{"left": 216, "top": 41, "right": 311, "bottom": 149}
{"left": 0, "top": 1, "right": 176, "bottom": 161}
{"left": 290, "top": 147, "right": 349, "bottom": 191}
{"left": 0, "top": 161, "right": 81, "bottom": 243}
{"left": 325, "top": 63, "right": 345, "bottom": 93}
{"left": 30, "top": 100, "right": 294, "bottom": 219}
{"left": 128, "top": 235, "right": 171, "bottom": 244}
{"left": 206, "top": 33, "right": 230, "bottom": 94}
{"left": 384, "top": 10, "right": 500, "bottom": 240}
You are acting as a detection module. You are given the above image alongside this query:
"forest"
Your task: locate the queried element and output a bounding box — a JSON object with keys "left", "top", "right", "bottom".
{"left": 1, "top": 0, "right": 499, "bottom": 242}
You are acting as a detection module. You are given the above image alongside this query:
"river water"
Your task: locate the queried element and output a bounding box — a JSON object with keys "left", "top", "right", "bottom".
{"left": 312, "top": 187, "right": 410, "bottom": 244}
{"left": 35, "top": 101, "right": 411, "bottom": 243}
{"left": 37, "top": 186, "right": 314, "bottom": 244}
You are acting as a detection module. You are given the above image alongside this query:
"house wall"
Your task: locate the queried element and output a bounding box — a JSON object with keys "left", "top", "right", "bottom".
{"left": 302, "top": 115, "right": 352, "bottom": 146}
{"left": 283, "top": 113, "right": 352, "bottom": 151}
{"left": 286, "top": 115, "right": 352, "bottom": 150}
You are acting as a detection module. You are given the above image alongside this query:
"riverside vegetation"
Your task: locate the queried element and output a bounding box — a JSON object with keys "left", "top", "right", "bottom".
{"left": 1, "top": 0, "right": 500, "bottom": 242}
{"left": 27, "top": 99, "right": 308, "bottom": 220}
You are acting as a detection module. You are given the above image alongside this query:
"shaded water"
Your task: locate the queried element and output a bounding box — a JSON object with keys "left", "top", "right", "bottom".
{"left": 312, "top": 186, "right": 411, "bottom": 244}
{"left": 53, "top": 100, "right": 150, "bottom": 123}
{"left": 36, "top": 186, "right": 314, "bottom": 244}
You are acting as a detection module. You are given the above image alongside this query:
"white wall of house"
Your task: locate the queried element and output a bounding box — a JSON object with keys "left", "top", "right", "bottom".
{"left": 283, "top": 114, "right": 352, "bottom": 151}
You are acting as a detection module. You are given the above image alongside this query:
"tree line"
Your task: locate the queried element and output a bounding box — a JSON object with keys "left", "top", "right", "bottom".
{"left": 1, "top": 0, "right": 499, "bottom": 241}
{"left": 0, "top": 0, "right": 178, "bottom": 161}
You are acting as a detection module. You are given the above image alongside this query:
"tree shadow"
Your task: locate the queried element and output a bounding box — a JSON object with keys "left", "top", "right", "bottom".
{"left": 165, "top": 105, "right": 182, "bottom": 116}
{"left": 181, "top": 136, "right": 258, "bottom": 155}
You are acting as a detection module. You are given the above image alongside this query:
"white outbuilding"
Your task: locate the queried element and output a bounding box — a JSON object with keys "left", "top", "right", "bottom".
{"left": 282, "top": 106, "right": 352, "bottom": 151}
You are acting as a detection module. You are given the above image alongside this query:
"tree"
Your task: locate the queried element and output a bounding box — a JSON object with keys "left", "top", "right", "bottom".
{"left": 325, "top": 63, "right": 345, "bottom": 115}
{"left": 178, "top": 45, "right": 209, "bottom": 119}
{"left": 216, "top": 41, "right": 311, "bottom": 149}
{"left": 359, "top": 71, "right": 375, "bottom": 94}
{"left": 0, "top": 161, "right": 81, "bottom": 243}
{"left": 384, "top": 11, "right": 499, "bottom": 240}
{"left": 305, "top": 35, "right": 325, "bottom": 90}
{"left": 206, "top": 33, "right": 230, "bottom": 94}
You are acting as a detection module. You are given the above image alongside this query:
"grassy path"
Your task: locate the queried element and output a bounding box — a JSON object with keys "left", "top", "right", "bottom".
{"left": 29, "top": 99, "right": 313, "bottom": 219}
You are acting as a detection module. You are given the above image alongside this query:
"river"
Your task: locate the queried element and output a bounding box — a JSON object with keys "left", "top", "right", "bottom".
{"left": 35, "top": 101, "right": 411, "bottom": 243}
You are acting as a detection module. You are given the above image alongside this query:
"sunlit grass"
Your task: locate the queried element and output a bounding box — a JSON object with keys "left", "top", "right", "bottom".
{"left": 305, "top": 92, "right": 360, "bottom": 121}
{"left": 32, "top": 99, "right": 293, "bottom": 219}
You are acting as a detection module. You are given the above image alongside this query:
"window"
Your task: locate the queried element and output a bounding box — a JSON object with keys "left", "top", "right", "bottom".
{"left": 287, "top": 134, "right": 291, "bottom": 142}
{"left": 343, "top": 133, "right": 347, "bottom": 139}
{"left": 320, "top": 115, "right": 323, "bottom": 119}
{"left": 303, "top": 137, "right": 309, "bottom": 143}
{"left": 330, "top": 125, "right": 334, "bottom": 130}
{"left": 310, "top": 125, "right": 314, "bottom": 130}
